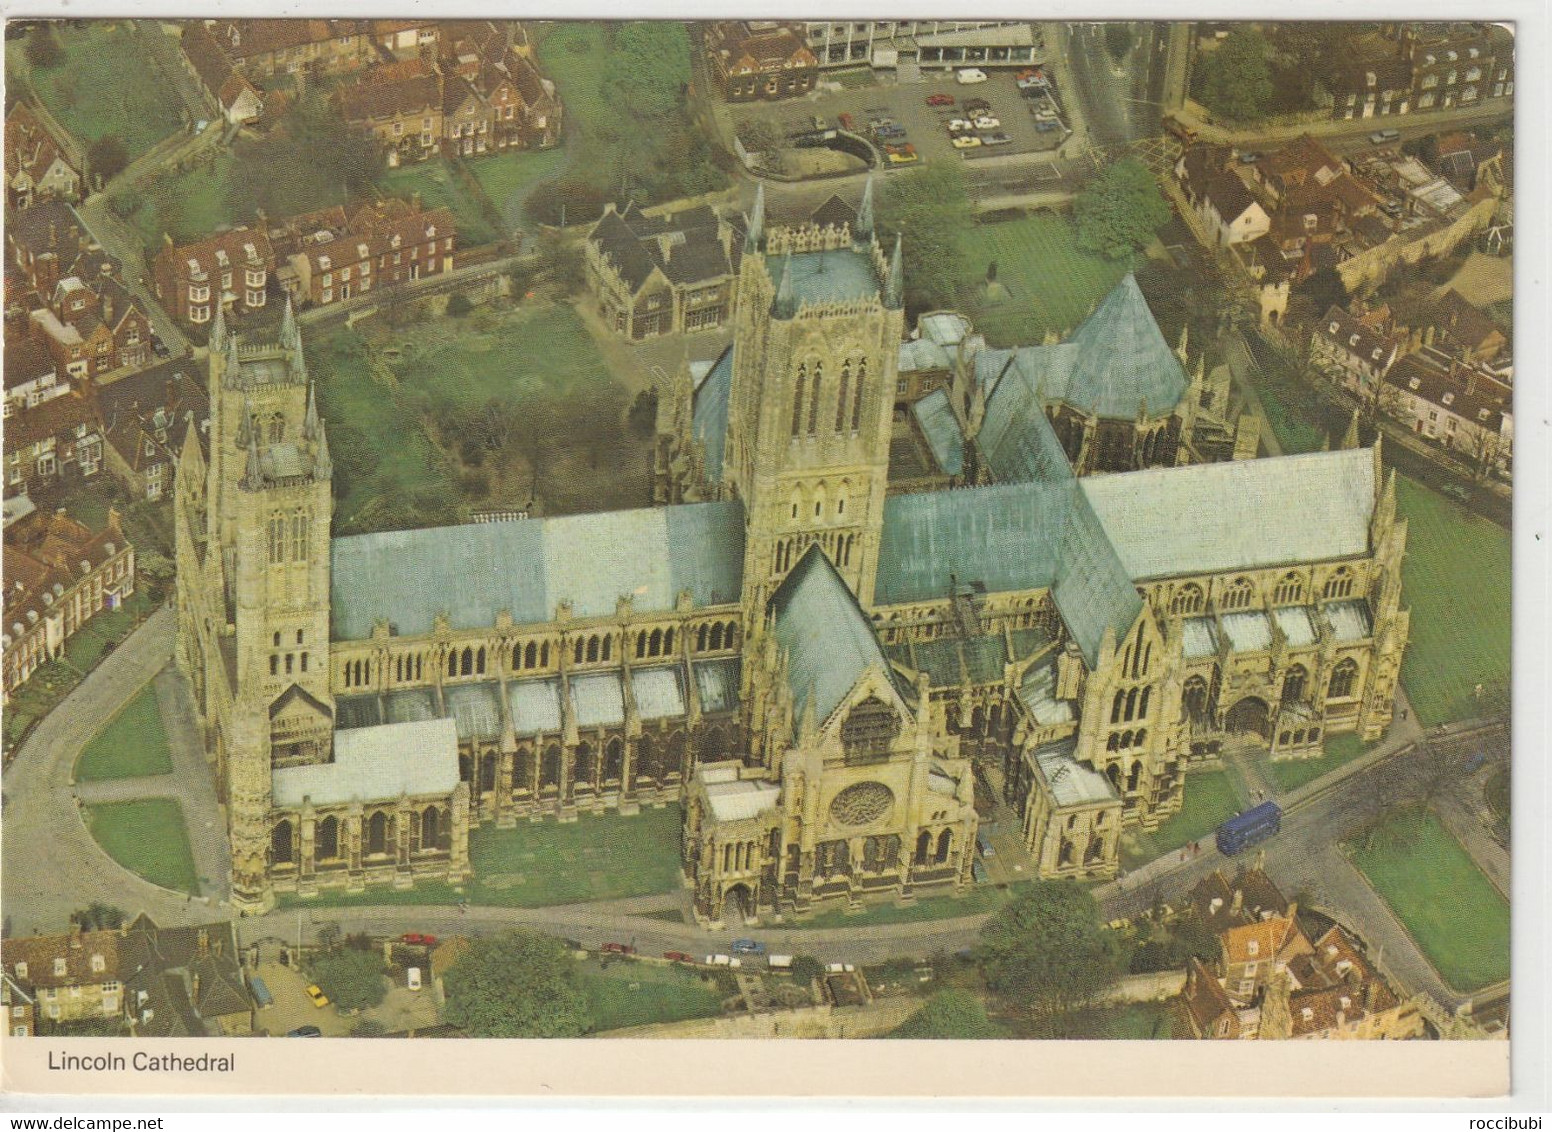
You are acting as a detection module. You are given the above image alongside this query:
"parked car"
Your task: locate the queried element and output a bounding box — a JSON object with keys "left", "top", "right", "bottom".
{"left": 1237, "top": 151, "right": 1261, "bottom": 164}
{"left": 956, "top": 67, "right": 988, "bottom": 84}
{"left": 963, "top": 98, "right": 992, "bottom": 113}
{"left": 406, "top": 966, "right": 422, "bottom": 992}
{"left": 400, "top": 932, "right": 437, "bottom": 947}
{"left": 874, "top": 125, "right": 907, "bottom": 141}
{"left": 977, "top": 833, "right": 995, "bottom": 858}
{"left": 1162, "top": 114, "right": 1198, "bottom": 143}
{"left": 824, "top": 962, "right": 857, "bottom": 974}
{"left": 1035, "top": 119, "right": 1063, "bottom": 133}
{"left": 925, "top": 93, "right": 955, "bottom": 106}
{"left": 731, "top": 938, "right": 767, "bottom": 956}
{"left": 767, "top": 954, "right": 795, "bottom": 970}
{"left": 601, "top": 941, "right": 636, "bottom": 955}
{"left": 885, "top": 144, "right": 919, "bottom": 164}
{"left": 305, "top": 984, "right": 330, "bottom": 1008}
{"left": 287, "top": 1025, "right": 322, "bottom": 1037}
{"left": 663, "top": 950, "right": 696, "bottom": 964}
{"left": 947, "top": 118, "right": 975, "bottom": 133}
{"left": 1370, "top": 128, "right": 1401, "bottom": 144}
{"left": 1018, "top": 74, "right": 1050, "bottom": 90}
{"left": 704, "top": 954, "right": 742, "bottom": 968}
{"left": 951, "top": 134, "right": 983, "bottom": 149}
{"left": 972, "top": 115, "right": 1000, "bottom": 130}
{"left": 812, "top": 115, "right": 827, "bottom": 130}
{"left": 981, "top": 133, "right": 1013, "bottom": 147}
{"left": 150, "top": 334, "right": 171, "bottom": 359}
{"left": 1034, "top": 107, "right": 1058, "bottom": 120}
{"left": 1440, "top": 482, "right": 1471, "bottom": 503}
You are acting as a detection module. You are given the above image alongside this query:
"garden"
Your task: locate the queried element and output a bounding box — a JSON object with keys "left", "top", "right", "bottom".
{"left": 74, "top": 684, "right": 172, "bottom": 782}
{"left": 575, "top": 956, "right": 724, "bottom": 1032}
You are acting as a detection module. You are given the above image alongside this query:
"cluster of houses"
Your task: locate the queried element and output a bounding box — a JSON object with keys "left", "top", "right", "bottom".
{"left": 1315, "top": 22, "right": 1514, "bottom": 122}
{"left": 4, "top": 102, "right": 83, "bottom": 211}
{"left": 2, "top": 917, "right": 250, "bottom": 1037}
{"left": 1177, "top": 866, "right": 1426, "bottom": 1040}
{"left": 1176, "top": 130, "right": 1509, "bottom": 315}
{"left": 177, "top": 18, "right": 561, "bottom": 167}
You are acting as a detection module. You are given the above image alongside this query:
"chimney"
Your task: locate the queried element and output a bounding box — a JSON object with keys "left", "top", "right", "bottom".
{"left": 69, "top": 922, "right": 83, "bottom": 948}
{"left": 197, "top": 928, "right": 209, "bottom": 956}
{"left": 191, "top": 972, "right": 201, "bottom": 1001}
{"left": 1231, "top": 888, "right": 1243, "bottom": 916}
{"left": 102, "top": 292, "right": 113, "bottom": 327}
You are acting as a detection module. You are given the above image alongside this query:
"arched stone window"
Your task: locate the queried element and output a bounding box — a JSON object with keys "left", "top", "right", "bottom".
{"left": 525, "top": 641, "right": 537, "bottom": 668}
{"left": 460, "top": 647, "right": 474, "bottom": 676}
{"left": 586, "top": 636, "right": 599, "bottom": 662}
{"left": 935, "top": 829, "right": 952, "bottom": 863}
{"left": 604, "top": 737, "right": 624, "bottom": 782}
{"left": 835, "top": 362, "right": 850, "bottom": 433}
{"left": 807, "top": 360, "right": 822, "bottom": 435}
{"left": 664, "top": 627, "right": 675, "bottom": 654}
{"left": 1324, "top": 568, "right": 1355, "bottom": 600}
{"left": 697, "top": 624, "right": 709, "bottom": 651}
{"left": 791, "top": 364, "right": 806, "bottom": 438}
{"left": 636, "top": 732, "right": 657, "bottom": 780}
{"left": 271, "top": 820, "right": 294, "bottom": 865}
{"left": 636, "top": 632, "right": 647, "bottom": 659}
{"left": 852, "top": 358, "right": 866, "bottom": 431}
{"left": 1171, "top": 583, "right": 1204, "bottom": 616}
{"left": 1274, "top": 572, "right": 1305, "bottom": 605}
{"left": 540, "top": 641, "right": 550, "bottom": 667}
{"left": 1138, "top": 686, "right": 1151, "bottom": 719}
{"left": 513, "top": 747, "right": 533, "bottom": 791}
{"left": 1328, "top": 658, "right": 1360, "bottom": 699}
{"left": 316, "top": 815, "right": 339, "bottom": 860}
{"left": 1127, "top": 761, "right": 1142, "bottom": 792}
{"left": 575, "top": 742, "right": 595, "bottom": 786}
{"left": 480, "top": 752, "right": 496, "bottom": 792}
{"left": 366, "top": 812, "right": 389, "bottom": 856}
{"left": 541, "top": 743, "right": 562, "bottom": 788}
{"left": 420, "top": 807, "right": 441, "bottom": 849}
{"left": 268, "top": 412, "right": 285, "bottom": 443}
{"left": 1107, "top": 733, "right": 1121, "bottom": 752}
{"left": 1125, "top": 687, "right": 1139, "bottom": 721}
{"left": 574, "top": 639, "right": 585, "bottom": 664}
{"left": 602, "top": 635, "right": 612, "bottom": 661}
{"left": 476, "top": 646, "right": 486, "bottom": 675}
{"left": 1282, "top": 664, "right": 1308, "bottom": 704}
{"left": 666, "top": 731, "right": 687, "bottom": 777}
{"left": 1220, "top": 577, "right": 1255, "bottom": 611}
{"left": 1111, "top": 690, "right": 1126, "bottom": 724}
{"left": 649, "top": 628, "right": 662, "bottom": 656}
{"left": 1183, "top": 675, "right": 1209, "bottom": 721}
{"left": 915, "top": 829, "right": 932, "bottom": 865}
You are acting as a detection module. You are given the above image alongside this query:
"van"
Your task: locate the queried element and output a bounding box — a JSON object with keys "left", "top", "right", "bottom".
{"left": 956, "top": 68, "right": 988, "bottom": 84}
{"left": 407, "top": 966, "right": 422, "bottom": 992}
{"left": 767, "top": 954, "right": 795, "bottom": 970}
{"left": 976, "top": 834, "right": 995, "bottom": 858}
{"left": 824, "top": 962, "right": 856, "bottom": 974}
{"left": 706, "top": 953, "right": 733, "bottom": 967}
{"left": 1370, "top": 128, "right": 1401, "bottom": 144}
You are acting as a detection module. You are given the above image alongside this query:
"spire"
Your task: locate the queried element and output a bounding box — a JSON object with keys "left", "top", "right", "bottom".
{"left": 303, "top": 381, "right": 319, "bottom": 440}
{"left": 235, "top": 395, "right": 254, "bottom": 448}
{"left": 1342, "top": 408, "right": 1361, "bottom": 450}
{"left": 225, "top": 328, "right": 241, "bottom": 386}
{"left": 883, "top": 233, "right": 903, "bottom": 310}
{"left": 209, "top": 300, "right": 227, "bottom": 355}
{"left": 314, "top": 418, "right": 332, "bottom": 482}
{"left": 744, "top": 182, "right": 765, "bottom": 255}
{"left": 280, "top": 293, "right": 298, "bottom": 350}
{"left": 771, "top": 250, "right": 795, "bottom": 319}
{"left": 855, "top": 173, "right": 875, "bottom": 243}
{"left": 244, "top": 430, "right": 263, "bottom": 489}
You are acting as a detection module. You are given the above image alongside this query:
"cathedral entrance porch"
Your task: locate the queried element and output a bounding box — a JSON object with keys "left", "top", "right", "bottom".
{"left": 1223, "top": 696, "right": 1272, "bottom": 743}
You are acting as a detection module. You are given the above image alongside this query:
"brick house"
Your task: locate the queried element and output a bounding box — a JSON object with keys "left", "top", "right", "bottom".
{"left": 1384, "top": 349, "right": 1511, "bottom": 477}
{"left": 205, "top": 19, "right": 378, "bottom": 82}
{"left": 3, "top": 390, "right": 105, "bottom": 496}
{"left": 97, "top": 358, "right": 210, "bottom": 503}
{"left": 5, "top": 102, "right": 81, "bottom": 209}
{"left": 1175, "top": 146, "right": 1272, "bottom": 248}
{"left": 706, "top": 21, "right": 819, "bottom": 101}
{"left": 26, "top": 275, "right": 152, "bottom": 381}
{"left": 6, "top": 201, "right": 118, "bottom": 299}
{"left": 335, "top": 66, "right": 444, "bottom": 168}
{"left": 180, "top": 22, "right": 265, "bottom": 126}
{"left": 273, "top": 198, "right": 457, "bottom": 307}
{"left": 0, "top": 926, "right": 125, "bottom": 1028}
{"left": 3, "top": 332, "right": 66, "bottom": 418}
{"left": 1310, "top": 304, "right": 1403, "bottom": 398}
{"left": 152, "top": 226, "right": 275, "bottom": 332}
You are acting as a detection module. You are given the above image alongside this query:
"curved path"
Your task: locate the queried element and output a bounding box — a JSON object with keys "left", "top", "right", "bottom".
{"left": 1, "top": 605, "right": 228, "bottom": 937}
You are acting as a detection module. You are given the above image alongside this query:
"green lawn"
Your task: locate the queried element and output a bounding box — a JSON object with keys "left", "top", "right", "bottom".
{"left": 62, "top": 587, "right": 154, "bottom": 673}
{"left": 469, "top": 147, "right": 570, "bottom": 232}
{"left": 1051, "top": 999, "right": 1176, "bottom": 1040}
{"left": 9, "top": 21, "right": 184, "bottom": 158}
{"left": 770, "top": 880, "right": 1033, "bottom": 932}
{"left": 119, "top": 153, "right": 264, "bottom": 249}
{"left": 1347, "top": 808, "right": 1509, "bottom": 992}
{"left": 283, "top": 806, "right": 684, "bottom": 911}
{"left": 1269, "top": 732, "right": 1372, "bottom": 794}
{"left": 954, "top": 213, "right": 1133, "bottom": 347}
{"left": 74, "top": 684, "right": 172, "bottom": 782}
{"left": 1121, "top": 770, "right": 1241, "bottom": 870}
{"left": 535, "top": 23, "right": 614, "bottom": 145}
{"left": 380, "top": 160, "right": 500, "bottom": 248}
{"left": 1484, "top": 765, "right": 1509, "bottom": 834}
{"left": 1392, "top": 476, "right": 1512, "bottom": 727}
{"left": 576, "top": 957, "right": 723, "bottom": 1032}
{"left": 82, "top": 797, "right": 199, "bottom": 895}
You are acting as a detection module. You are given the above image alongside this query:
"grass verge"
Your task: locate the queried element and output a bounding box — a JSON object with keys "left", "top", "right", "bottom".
{"left": 75, "top": 683, "right": 172, "bottom": 781}
{"left": 1121, "top": 769, "right": 1240, "bottom": 870}
{"left": 83, "top": 797, "right": 199, "bottom": 895}
{"left": 1269, "top": 732, "right": 1371, "bottom": 794}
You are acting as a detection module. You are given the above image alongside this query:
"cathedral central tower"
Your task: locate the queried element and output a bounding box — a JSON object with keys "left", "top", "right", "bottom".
{"left": 724, "top": 180, "right": 905, "bottom": 615}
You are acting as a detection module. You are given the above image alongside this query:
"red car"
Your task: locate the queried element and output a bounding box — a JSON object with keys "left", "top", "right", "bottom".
{"left": 925, "top": 93, "right": 955, "bottom": 107}
{"left": 663, "top": 951, "right": 696, "bottom": 964}
{"left": 400, "top": 933, "right": 437, "bottom": 947}
{"left": 601, "top": 942, "right": 636, "bottom": 955}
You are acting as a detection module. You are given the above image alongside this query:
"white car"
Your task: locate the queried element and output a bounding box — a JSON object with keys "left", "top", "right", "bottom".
{"left": 825, "top": 963, "right": 857, "bottom": 974}
{"left": 947, "top": 118, "right": 975, "bottom": 132}
{"left": 1034, "top": 108, "right": 1058, "bottom": 121}
{"left": 956, "top": 68, "right": 988, "bottom": 84}
{"left": 973, "top": 115, "right": 1000, "bottom": 130}
{"left": 951, "top": 134, "right": 983, "bottom": 149}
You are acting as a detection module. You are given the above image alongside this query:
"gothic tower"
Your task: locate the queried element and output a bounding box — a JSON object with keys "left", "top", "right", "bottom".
{"left": 724, "top": 177, "right": 905, "bottom": 615}
{"left": 204, "top": 299, "right": 335, "bottom": 913}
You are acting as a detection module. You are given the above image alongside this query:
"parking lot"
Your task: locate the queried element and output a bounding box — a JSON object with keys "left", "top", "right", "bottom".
{"left": 728, "top": 68, "right": 1072, "bottom": 177}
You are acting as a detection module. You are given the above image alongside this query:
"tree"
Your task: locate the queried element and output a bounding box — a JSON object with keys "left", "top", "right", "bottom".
{"left": 227, "top": 94, "right": 384, "bottom": 221}
{"left": 1073, "top": 157, "right": 1171, "bottom": 260}
{"left": 523, "top": 177, "right": 609, "bottom": 229}
{"left": 978, "top": 881, "right": 1122, "bottom": 1023}
{"left": 877, "top": 163, "right": 973, "bottom": 317}
{"left": 86, "top": 136, "right": 129, "bottom": 187}
{"left": 25, "top": 23, "right": 63, "bottom": 70}
{"left": 627, "top": 389, "right": 659, "bottom": 440}
{"left": 738, "top": 117, "right": 784, "bottom": 156}
{"left": 69, "top": 903, "right": 124, "bottom": 931}
{"left": 1197, "top": 28, "right": 1275, "bottom": 124}
{"left": 534, "top": 232, "right": 585, "bottom": 296}
{"left": 888, "top": 989, "right": 1006, "bottom": 1039}
{"left": 442, "top": 930, "right": 589, "bottom": 1038}
{"left": 308, "top": 947, "right": 388, "bottom": 1012}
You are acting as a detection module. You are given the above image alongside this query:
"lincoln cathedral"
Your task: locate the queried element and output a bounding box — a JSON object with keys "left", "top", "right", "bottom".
{"left": 176, "top": 180, "right": 1410, "bottom": 922}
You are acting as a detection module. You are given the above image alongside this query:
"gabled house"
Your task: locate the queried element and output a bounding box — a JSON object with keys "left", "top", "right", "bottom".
{"left": 97, "top": 359, "right": 211, "bottom": 502}
{"left": 3, "top": 331, "right": 66, "bottom": 418}
{"left": 3, "top": 389, "right": 105, "bottom": 495}
{"left": 117, "top": 916, "right": 253, "bottom": 1037}
{"left": 27, "top": 275, "right": 152, "bottom": 381}
{"left": 6, "top": 201, "right": 118, "bottom": 298}
{"left": 0, "top": 926, "right": 124, "bottom": 1028}
{"left": 1310, "top": 304, "right": 1402, "bottom": 397}
{"left": 1176, "top": 147, "right": 1270, "bottom": 248}
{"left": 152, "top": 226, "right": 275, "bottom": 331}
{"left": 705, "top": 21, "right": 819, "bottom": 101}
{"left": 5, "top": 102, "right": 81, "bottom": 209}
{"left": 180, "top": 22, "right": 264, "bottom": 126}
{"left": 275, "top": 198, "right": 457, "bottom": 307}
{"left": 586, "top": 202, "right": 741, "bottom": 339}
{"left": 205, "top": 19, "right": 377, "bottom": 81}
{"left": 334, "top": 68, "right": 444, "bottom": 167}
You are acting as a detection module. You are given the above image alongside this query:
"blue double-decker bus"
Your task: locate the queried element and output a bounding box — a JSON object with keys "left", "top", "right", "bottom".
{"left": 1215, "top": 801, "right": 1282, "bottom": 856}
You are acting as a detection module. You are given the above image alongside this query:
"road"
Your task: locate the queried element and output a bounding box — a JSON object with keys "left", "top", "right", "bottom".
{"left": 1060, "top": 21, "right": 1176, "bottom": 154}
{"left": 78, "top": 191, "right": 193, "bottom": 357}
